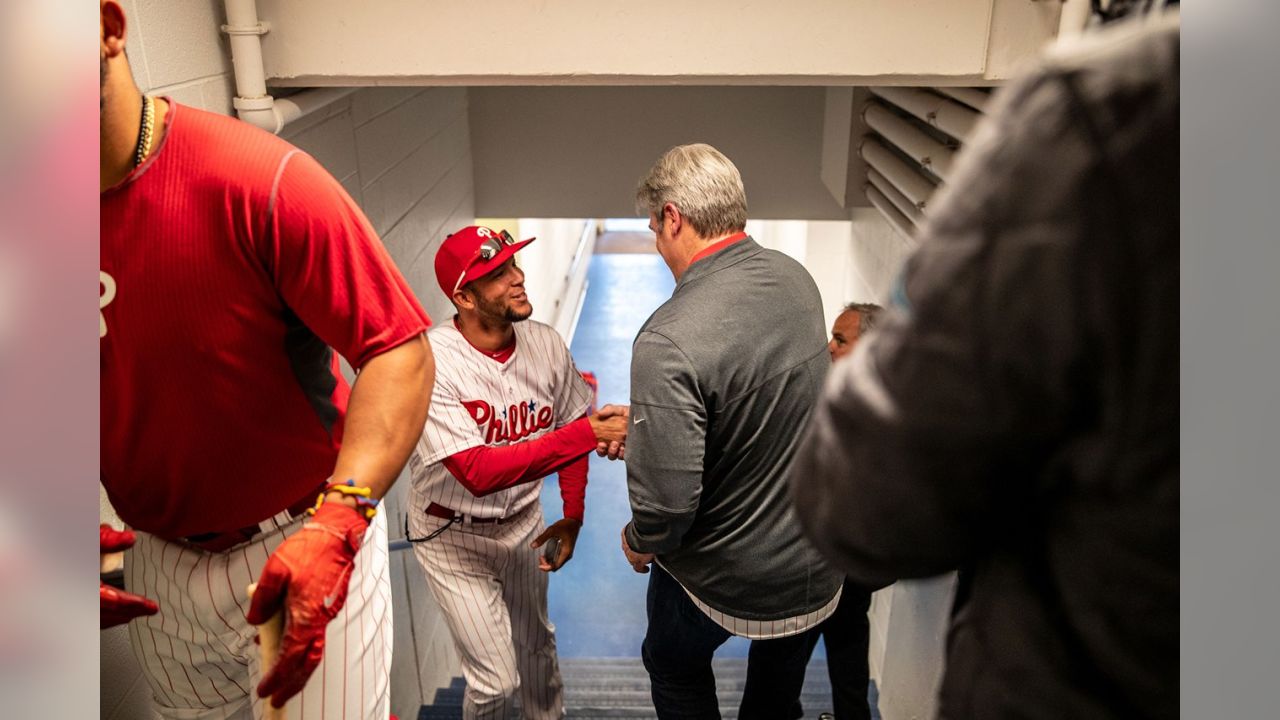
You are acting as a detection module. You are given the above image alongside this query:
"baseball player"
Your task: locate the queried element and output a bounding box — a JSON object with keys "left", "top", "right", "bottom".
{"left": 407, "top": 226, "right": 628, "bottom": 719}
{"left": 99, "top": 3, "right": 434, "bottom": 718}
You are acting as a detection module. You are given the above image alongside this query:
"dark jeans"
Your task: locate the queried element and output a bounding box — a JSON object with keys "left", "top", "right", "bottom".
{"left": 642, "top": 564, "right": 818, "bottom": 720}
{"left": 800, "top": 578, "right": 873, "bottom": 720}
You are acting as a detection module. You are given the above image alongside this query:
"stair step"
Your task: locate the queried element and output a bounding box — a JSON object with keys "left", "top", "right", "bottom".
{"left": 432, "top": 689, "right": 835, "bottom": 701}
{"left": 419, "top": 656, "right": 866, "bottom": 719}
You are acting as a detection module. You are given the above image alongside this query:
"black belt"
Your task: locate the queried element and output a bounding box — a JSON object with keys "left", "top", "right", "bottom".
{"left": 407, "top": 501, "right": 530, "bottom": 544}
{"left": 424, "top": 502, "right": 516, "bottom": 525}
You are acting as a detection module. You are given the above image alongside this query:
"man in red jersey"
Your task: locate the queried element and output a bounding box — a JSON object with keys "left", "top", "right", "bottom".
{"left": 99, "top": 2, "right": 434, "bottom": 718}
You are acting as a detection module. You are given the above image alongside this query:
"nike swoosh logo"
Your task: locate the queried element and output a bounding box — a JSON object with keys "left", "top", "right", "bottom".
{"left": 633, "top": 418, "right": 646, "bottom": 425}
{"left": 324, "top": 593, "right": 338, "bottom": 609}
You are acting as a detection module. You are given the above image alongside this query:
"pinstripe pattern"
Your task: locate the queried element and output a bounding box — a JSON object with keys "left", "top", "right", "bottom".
{"left": 410, "top": 505, "right": 562, "bottom": 719}
{"left": 407, "top": 318, "right": 588, "bottom": 720}
{"left": 409, "top": 319, "right": 592, "bottom": 519}
{"left": 124, "top": 510, "right": 392, "bottom": 719}
{"left": 657, "top": 559, "right": 843, "bottom": 639}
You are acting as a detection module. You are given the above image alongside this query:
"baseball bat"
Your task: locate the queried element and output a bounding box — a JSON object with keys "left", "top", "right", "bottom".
{"left": 246, "top": 582, "right": 286, "bottom": 720}
{"left": 100, "top": 551, "right": 124, "bottom": 574}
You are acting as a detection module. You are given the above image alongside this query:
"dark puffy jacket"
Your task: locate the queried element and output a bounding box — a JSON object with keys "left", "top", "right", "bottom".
{"left": 791, "top": 16, "right": 1178, "bottom": 720}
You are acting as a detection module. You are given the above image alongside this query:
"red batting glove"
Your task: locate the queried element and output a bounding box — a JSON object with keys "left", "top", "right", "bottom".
{"left": 99, "top": 525, "right": 158, "bottom": 629}
{"left": 245, "top": 503, "right": 370, "bottom": 709}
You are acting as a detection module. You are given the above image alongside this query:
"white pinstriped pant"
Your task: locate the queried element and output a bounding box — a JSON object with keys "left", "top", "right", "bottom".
{"left": 124, "top": 510, "right": 392, "bottom": 720}
{"left": 410, "top": 504, "right": 564, "bottom": 720}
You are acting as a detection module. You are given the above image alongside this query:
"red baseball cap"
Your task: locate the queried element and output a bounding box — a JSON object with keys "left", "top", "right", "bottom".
{"left": 433, "top": 225, "right": 535, "bottom": 299}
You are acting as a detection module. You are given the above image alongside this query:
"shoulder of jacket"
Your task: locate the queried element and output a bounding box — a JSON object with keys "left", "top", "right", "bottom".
{"left": 633, "top": 327, "right": 691, "bottom": 363}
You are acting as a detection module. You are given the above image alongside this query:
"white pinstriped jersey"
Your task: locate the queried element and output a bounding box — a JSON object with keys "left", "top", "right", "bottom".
{"left": 409, "top": 319, "right": 592, "bottom": 519}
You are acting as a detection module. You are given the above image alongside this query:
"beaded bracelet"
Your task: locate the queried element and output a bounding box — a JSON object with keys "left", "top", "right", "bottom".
{"left": 309, "top": 479, "right": 379, "bottom": 520}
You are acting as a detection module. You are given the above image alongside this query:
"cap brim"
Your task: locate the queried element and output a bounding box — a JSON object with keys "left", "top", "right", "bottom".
{"left": 459, "top": 237, "right": 535, "bottom": 288}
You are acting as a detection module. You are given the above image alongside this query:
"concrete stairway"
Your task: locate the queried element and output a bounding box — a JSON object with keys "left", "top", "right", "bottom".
{"left": 419, "top": 657, "right": 880, "bottom": 719}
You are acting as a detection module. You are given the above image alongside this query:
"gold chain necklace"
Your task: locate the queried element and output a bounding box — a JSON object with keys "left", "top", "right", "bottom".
{"left": 133, "top": 95, "right": 156, "bottom": 168}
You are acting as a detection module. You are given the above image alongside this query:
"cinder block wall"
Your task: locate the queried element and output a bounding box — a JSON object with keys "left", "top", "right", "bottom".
{"left": 278, "top": 86, "right": 471, "bottom": 720}
{"left": 102, "top": 3, "right": 470, "bottom": 719}
{"left": 281, "top": 87, "right": 475, "bottom": 325}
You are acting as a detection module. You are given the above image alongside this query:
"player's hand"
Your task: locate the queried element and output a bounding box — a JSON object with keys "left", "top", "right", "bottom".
{"left": 588, "top": 406, "right": 628, "bottom": 444}
{"left": 620, "top": 524, "right": 654, "bottom": 574}
{"left": 246, "top": 503, "right": 369, "bottom": 709}
{"left": 531, "top": 518, "right": 582, "bottom": 572}
{"left": 592, "top": 404, "right": 629, "bottom": 460}
{"left": 100, "top": 525, "right": 158, "bottom": 629}
{"left": 101, "top": 584, "right": 160, "bottom": 629}
{"left": 595, "top": 438, "right": 626, "bottom": 461}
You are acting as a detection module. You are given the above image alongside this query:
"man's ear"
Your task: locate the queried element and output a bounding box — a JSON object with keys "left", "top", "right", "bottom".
{"left": 452, "top": 287, "right": 475, "bottom": 311}
{"left": 662, "top": 203, "right": 682, "bottom": 236}
{"left": 101, "top": 1, "right": 128, "bottom": 59}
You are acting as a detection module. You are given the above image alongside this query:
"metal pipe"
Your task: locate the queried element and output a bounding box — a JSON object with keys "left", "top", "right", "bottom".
{"left": 222, "top": 0, "right": 353, "bottom": 134}
{"left": 273, "top": 88, "right": 358, "bottom": 128}
{"left": 223, "top": 0, "right": 269, "bottom": 98}
{"left": 859, "top": 138, "right": 937, "bottom": 211}
{"left": 934, "top": 87, "right": 989, "bottom": 113}
{"left": 863, "top": 102, "right": 956, "bottom": 181}
{"left": 870, "top": 87, "right": 981, "bottom": 142}
{"left": 867, "top": 168, "right": 922, "bottom": 223}
{"left": 866, "top": 185, "right": 917, "bottom": 241}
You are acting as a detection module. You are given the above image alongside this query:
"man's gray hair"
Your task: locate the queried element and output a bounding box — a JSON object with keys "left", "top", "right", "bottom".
{"left": 844, "top": 302, "right": 883, "bottom": 334}
{"left": 635, "top": 143, "right": 748, "bottom": 238}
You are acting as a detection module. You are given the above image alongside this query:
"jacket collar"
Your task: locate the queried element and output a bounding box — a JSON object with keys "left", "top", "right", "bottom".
{"left": 676, "top": 236, "right": 763, "bottom": 291}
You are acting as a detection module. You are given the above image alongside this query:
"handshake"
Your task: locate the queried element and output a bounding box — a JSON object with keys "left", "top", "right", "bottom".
{"left": 587, "top": 404, "right": 630, "bottom": 460}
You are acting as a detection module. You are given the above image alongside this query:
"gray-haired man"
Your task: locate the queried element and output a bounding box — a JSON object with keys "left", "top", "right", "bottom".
{"left": 803, "top": 300, "right": 885, "bottom": 720}
{"left": 611, "top": 143, "right": 843, "bottom": 719}
{"left": 829, "top": 302, "right": 882, "bottom": 362}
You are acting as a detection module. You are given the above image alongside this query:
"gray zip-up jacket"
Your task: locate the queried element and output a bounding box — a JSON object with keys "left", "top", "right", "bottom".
{"left": 625, "top": 237, "right": 843, "bottom": 621}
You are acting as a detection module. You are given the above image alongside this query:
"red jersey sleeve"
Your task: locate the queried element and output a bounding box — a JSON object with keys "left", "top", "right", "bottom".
{"left": 261, "top": 150, "right": 430, "bottom": 368}
{"left": 441, "top": 417, "right": 595, "bottom": 511}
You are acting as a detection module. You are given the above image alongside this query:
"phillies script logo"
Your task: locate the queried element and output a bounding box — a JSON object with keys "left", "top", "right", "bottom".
{"left": 462, "top": 399, "right": 554, "bottom": 444}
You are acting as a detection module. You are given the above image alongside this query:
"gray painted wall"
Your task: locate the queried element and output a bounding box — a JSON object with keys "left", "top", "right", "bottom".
{"left": 469, "top": 86, "right": 850, "bottom": 221}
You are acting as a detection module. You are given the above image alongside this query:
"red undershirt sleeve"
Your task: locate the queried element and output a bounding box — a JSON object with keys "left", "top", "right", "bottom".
{"left": 556, "top": 451, "right": 588, "bottom": 522}
{"left": 441, "top": 416, "right": 595, "bottom": 516}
